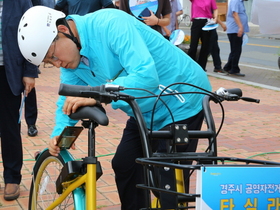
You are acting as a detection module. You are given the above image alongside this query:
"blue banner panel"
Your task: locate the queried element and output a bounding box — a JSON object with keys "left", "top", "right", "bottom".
{"left": 196, "top": 166, "right": 280, "bottom": 210}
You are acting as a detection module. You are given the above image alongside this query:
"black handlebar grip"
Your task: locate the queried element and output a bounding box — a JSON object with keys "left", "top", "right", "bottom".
{"left": 241, "top": 97, "right": 260, "bottom": 103}
{"left": 227, "top": 88, "right": 242, "bottom": 97}
{"left": 59, "top": 83, "right": 102, "bottom": 97}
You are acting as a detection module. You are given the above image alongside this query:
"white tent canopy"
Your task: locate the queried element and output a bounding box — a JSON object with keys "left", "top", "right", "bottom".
{"left": 251, "top": 0, "right": 280, "bottom": 34}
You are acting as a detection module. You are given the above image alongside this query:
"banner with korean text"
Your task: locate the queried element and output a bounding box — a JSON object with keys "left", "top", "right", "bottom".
{"left": 196, "top": 166, "right": 280, "bottom": 210}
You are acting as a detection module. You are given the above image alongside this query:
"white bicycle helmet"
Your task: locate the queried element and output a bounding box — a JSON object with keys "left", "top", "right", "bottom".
{"left": 18, "top": 6, "right": 65, "bottom": 66}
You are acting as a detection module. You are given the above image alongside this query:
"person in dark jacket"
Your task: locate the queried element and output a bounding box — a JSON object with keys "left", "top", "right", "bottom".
{"left": 0, "top": 0, "right": 39, "bottom": 201}
{"left": 55, "top": 0, "right": 115, "bottom": 16}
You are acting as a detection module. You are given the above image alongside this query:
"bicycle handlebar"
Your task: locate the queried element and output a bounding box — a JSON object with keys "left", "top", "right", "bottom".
{"left": 215, "top": 87, "right": 260, "bottom": 103}
{"left": 59, "top": 84, "right": 124, "bottom": 95}
{"left": 59, "top": 84, "right": 260, "bottom": 103}
{"left": 59, "top": 84, "right": 129, "bottom": 104}
{"left": 58, "top": 83, "right": 260, "bottom": 158}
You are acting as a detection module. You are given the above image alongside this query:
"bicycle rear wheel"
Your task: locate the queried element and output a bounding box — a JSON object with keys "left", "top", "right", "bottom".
{"left": 28, "top": 149, "right": 84, "bottom": 210}
{"left": 183, "top": 15, "right": 191, "bottom": 27}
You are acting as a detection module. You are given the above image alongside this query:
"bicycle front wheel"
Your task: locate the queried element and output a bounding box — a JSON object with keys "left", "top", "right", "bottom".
{"left": 28, "top": 149, "right": 84, "bottom": 210}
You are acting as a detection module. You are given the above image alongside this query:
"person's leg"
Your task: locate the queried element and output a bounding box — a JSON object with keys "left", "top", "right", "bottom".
{"left": 198, "top": 28, "right": 212, "bottom": 70}
{"left": 112, "top": 117, "right": 148, "bottom": 210}
{"left": 174, "top": 111, "right": 204, "bottom": 192}
{"left": 0, "top": 68, "right": 22, "bottom": 200}
{"left": 188, "top": 19, "right": 203, "bottom": 62}
{"left": 155, "top": 110, "right": 204, "bottom": 194}
{"left": 25, "top": 87, "right": 38, "bottom": 136}
{"left": 210, "top": 29, "right": 222, "bottom": 70}
{"left": 112, "top": 109, "right": 204, "bottom": 209}
{"left": 228, "top": 34, "right": 243, "bottom": 74}
{"left": 25, "top": 87, "right": 38, "bottom": 125}
{"left": 223, "top": 33, "right": 234, "bottom": 71}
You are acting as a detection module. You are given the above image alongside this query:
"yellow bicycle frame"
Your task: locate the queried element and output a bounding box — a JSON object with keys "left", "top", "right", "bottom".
{"left": 151, "top": 168, "right": 186, "bottom": 208}
{"left": 45, "top": 163, "right": 97, "bottom": 210}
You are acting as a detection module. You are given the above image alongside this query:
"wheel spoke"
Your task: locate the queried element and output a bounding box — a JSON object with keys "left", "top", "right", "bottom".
{"left": 29, "top": 151, "right": 76, "bottom": 210}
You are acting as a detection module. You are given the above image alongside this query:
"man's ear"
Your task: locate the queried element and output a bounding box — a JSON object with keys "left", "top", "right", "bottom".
{"left": 57, "top": 25, "right": 69, "bottom": 33}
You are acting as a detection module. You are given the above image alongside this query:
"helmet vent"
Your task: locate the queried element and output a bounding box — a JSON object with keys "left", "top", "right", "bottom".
{"left": 31, "top": 52, "right": 37, "bottom": 57}
{"left": 20, "top": 35, "right": 24, "bottom": 41}
{"left": 23, "top": 23, "right": 28, "bottom": 27}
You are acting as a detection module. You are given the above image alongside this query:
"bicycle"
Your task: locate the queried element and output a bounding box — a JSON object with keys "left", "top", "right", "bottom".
{"left": 178, "top": 13, "right": 191, "bottom": 27}
{"left": 29, "top": 105, "right": 108, "bottom": 210}
{"left": 178, "top": 6, "right": 191, "bottom": 27}
{"left": 135, "top": 87, "right": 280, "bottom": 209}
{"left": 28, "top": 83, "right": 280, "bottom": 209}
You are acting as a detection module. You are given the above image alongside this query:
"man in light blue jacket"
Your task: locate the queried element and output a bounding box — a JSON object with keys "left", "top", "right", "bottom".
{"left": 18, "top": 6, "right": 211, "bottom": 209}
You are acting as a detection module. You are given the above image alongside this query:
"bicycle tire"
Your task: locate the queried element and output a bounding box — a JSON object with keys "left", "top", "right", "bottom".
{"left": 183, "top": 15, "right": 191, "bottom": 27}
{"left": 28, "top": 149, "right": 85, "bottom": 210}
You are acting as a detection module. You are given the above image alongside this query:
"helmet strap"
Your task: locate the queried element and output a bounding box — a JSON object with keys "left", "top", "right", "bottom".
{"left": 58, "top": 19, "right": 81, "bottom": 50}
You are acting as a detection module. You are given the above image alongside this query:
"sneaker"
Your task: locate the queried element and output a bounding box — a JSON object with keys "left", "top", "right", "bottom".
{"left": 229, "top": 72, "right": 245, "bottom": 77}
{"left": 213, "top": 68, "right": 228, "bottom": 74}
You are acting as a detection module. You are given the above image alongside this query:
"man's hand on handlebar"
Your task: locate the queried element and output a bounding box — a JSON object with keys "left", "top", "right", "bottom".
{"left": 63, "top": 97, "right": 97, "bottom": 115}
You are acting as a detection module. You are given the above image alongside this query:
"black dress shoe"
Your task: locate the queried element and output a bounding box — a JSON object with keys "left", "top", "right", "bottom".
{"left": 28, "top": 125, "right": 38, "bottom": 137}
{"left": 229, "top": 72, "right": 245, "bottom": 77}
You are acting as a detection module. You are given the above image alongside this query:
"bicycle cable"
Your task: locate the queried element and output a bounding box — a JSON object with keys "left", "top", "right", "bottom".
{"left": 126, "top": 82, "right": 227, "bottom": 154}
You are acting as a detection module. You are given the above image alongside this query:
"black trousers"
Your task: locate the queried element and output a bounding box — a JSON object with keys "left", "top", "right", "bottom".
{"left": 223, "top": 33, "right": 243, "bottom": 73}
{"left": 0, "top": 67, "right": 23, "bottom": 184}
{"left": 188, "top": 19, "right": 212, "bottom": 70}
{"left": 25, "top": 87, "right": 38, "bottom": 126}
{"left": 209, "top": 29, "right": 222, "bottom": 69}
{"left": 111, "top": 111, "right": 204, "bottom": 210}
{"left": 0, "top": 88, "right": 37, "bottom": 130}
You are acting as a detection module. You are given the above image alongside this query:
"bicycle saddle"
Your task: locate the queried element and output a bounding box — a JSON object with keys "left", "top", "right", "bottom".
{"left": 69, "top": 105, "right": 109, "bottom": 126}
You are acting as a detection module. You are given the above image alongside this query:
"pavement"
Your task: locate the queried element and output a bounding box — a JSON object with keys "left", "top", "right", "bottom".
{"left": 0, "top": 24, "right": 279, "bottom": 209}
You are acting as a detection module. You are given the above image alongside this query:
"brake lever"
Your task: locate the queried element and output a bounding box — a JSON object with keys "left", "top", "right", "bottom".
{"left": 224, "top": 93, "right": 240, "bottom": 101}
